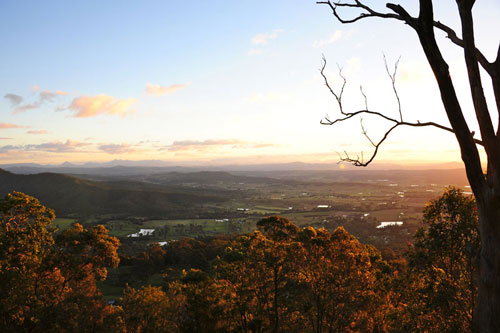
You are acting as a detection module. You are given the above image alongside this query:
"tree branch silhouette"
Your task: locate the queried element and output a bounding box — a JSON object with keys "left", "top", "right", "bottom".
{"left": 319, "top": 57, "right": 484, "bottom": 167}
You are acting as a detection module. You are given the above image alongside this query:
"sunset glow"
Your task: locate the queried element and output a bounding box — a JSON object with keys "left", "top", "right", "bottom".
{"left": 1, "top": 1, "right": 498, "bottom": 167}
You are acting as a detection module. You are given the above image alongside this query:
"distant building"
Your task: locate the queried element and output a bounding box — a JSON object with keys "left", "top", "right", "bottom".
{"left": 127, "top": 229, "right": 155, "bottom": 237}
{"left": 317, "top": 205, "right": 329, "bottom": 209}
{"left": 376, "top": 221, "right": 403, "bottom": 229}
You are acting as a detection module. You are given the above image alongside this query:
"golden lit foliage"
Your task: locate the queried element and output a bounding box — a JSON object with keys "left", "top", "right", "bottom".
{"left": 0, "top": 192, "right": 121, "bottom": 331}
{"left": 218, "top": 216, "right": 386, "bottom": 332}
{"left": 400, "top": 187, "right": 478, "bottom": 332}
{"left": 121, "top": 283, "right": 185, "bottom": 333}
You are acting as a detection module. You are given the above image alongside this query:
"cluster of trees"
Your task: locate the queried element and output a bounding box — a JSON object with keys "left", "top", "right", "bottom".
{"left": 0, "top": 192, "right": 122, "bottom": 331}
{"left": 1, "top": 189, "right": 478, "bottom": 332}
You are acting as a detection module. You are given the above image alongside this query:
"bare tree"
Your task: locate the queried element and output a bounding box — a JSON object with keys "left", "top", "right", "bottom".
{"left": 317, "top": 1, "right": 500, "bottom": 331}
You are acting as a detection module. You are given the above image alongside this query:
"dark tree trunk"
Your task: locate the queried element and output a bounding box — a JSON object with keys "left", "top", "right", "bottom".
{"left": 273, "top": 265, "right": 279, "bottom": 333}
{"left": 476, "top": 196, "right": 500, "bottom": 332}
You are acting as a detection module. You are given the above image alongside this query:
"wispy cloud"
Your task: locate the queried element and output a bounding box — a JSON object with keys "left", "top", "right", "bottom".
{"left": 14, "top": 103, "right": 40, "bottom": 113}
{"left": 27, "top": 130, "right": 49, "bottom": 135}
{"left": 68, "top": 94, "right": 137, "bottom": 118}
{"left": 0, "top": 145, "right": 19, "bottom": 153}
{"left": 25, "top": 139, "right": 90, "bottom": 153}
{"left": 313, "top": 30, "right": 343, "bottom": 48}
{"left": 251, "top": 29, "right": 283, "bottom": 45}
{"left": 40, "top": 90, "right": 69, "bottom": 102}
{"left": 249, "top": 29, "right": 283, "bottom": 56}
{"left": 0, "top": 122, "right": 26, "bottom": 129}
{"left": 0, "top": 140, "right": 89, "bottom": 153}
{"left": 4, "top": 93, "right": 23, "bottom": 106}
{"left": 98, "top": 143, "right": 136, "bottom": 154}
{"left": 145, "top": 83, "right": 187, "bottom": 96}
{"left": 6, "top": 88, "right": 70, "bottom": 113}
{"left": 164, "top": 139, "right": 277, "bottom": 152}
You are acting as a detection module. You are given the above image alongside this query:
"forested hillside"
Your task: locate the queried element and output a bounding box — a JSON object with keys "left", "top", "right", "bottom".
{"left": 0, "top": 169, "right": 230, "bottom": 217}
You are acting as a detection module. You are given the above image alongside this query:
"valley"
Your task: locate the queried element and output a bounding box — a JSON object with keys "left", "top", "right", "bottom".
{"left": 0, "top": 166, "right": 470, "bottom": 255}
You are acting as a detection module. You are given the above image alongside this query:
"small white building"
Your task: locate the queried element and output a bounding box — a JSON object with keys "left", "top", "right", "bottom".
{"left": 127, "top": 229, "right": 155, "bottom": 237}
{"left": 376, "top": 221, "right": 403, "bottom": 229}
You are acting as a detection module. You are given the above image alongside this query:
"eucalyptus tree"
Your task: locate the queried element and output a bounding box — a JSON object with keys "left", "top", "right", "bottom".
{"left": 317, "top": 1, "right": 500, "bottom": 330}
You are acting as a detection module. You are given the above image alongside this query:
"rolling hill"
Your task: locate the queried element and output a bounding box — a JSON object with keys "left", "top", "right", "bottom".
{"left": 0, "top": 169, "right": 230, "bottom": 217}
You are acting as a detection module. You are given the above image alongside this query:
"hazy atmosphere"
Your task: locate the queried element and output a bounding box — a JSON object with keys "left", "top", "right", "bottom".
{"left": 2, "top": 1, "right": 498, "bottom": 167}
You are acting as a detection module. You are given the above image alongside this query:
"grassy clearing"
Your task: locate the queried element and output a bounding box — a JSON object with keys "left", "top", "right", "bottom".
{"left": 103, "top": 218, "right": 237, "bottom": 238}
{"left": 369, "top": 209, "right": 406, "bottom": 221}
{"left": 53, "top": 218, "right": 76, "bottom": 230}
{"left": 105, "top": 220, "right": 141, "bottom": 237}
{"left": 144, "top": 219, "right": 229, "bottom": 232}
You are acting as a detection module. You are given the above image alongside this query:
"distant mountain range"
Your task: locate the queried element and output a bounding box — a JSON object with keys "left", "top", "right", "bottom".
{"left": 1, "top": 160, "right": 466, "bottom": 176}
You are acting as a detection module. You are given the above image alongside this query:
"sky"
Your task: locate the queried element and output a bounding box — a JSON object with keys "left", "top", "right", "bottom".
{"left": 1, "top": 1, "right": 499, "bottom": 167}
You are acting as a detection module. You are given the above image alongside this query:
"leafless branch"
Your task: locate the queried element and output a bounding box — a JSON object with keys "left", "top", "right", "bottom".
{"left": 360, "top": 118, "right": 376, "bottom": 147}
{"left": 339, "top": 123, "right": 400, "bottom": 166}
{"left": 384, "top": 54, "right": 403, "bottom": 121}
{"left": 320, "top": 54, "right": 347, "bottom": 115}
{"left": 360, "top": 86, "right": 368, "bottom": 110}
{"left": 320, "top": 57, "right": 484, "bottom": 167}
{"left": 316, "top": 1, "right": 402, "bottom": 24}
{"left": 317, "top": 1, "right": 492, "bottom": 75}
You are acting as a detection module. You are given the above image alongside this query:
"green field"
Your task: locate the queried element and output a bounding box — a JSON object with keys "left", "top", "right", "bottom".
{"left": 53, "top": 218, "right": 76, "bottom": 230}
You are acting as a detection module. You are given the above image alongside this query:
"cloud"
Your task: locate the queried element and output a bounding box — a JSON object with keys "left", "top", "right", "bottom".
{"left": 0, "top": 145, "right": 20, "bottom": 153}
{"left": 0, "top": 122, "right": 26, "bottom": 129}
{"left": 145, "top": 83, "right": 187, "bottom": 96}
{"left": 251, "top": 29, "right": 283, "bottom": 45}
{"left": 313, "top": 30, "right": 343, "bottom": 48}
{"left": 25, "top": 139, "right": 89, "bottom": 153}
{"left": 27, "top": 130, "right": 48, "bottom": 135}
{"left": 166, "top": 139, "right": 242, "bottom": 151}
{"left": 98, "top": 143, "right": 136, "bottom": 154}
{"left": 164, "top": 139, "right": 277, "bottom": 152}
{"left": 4, "top": 93, "right": 23, "bottom": 106}
{"left": 0, "top": 140, "right": 88, "bottom": 153}
{"left": 40, "top": 90, "right": 69, "bottom": 102}
{"left": 0, "top": 137, "right": 12, "bottom": 140}
{"left": 68, "top": 94, "right": 137, "bottom": 117}
{"left": 250, "top": 143, "right": 276, "bottom": 149}
{"left": 8, "top": 88, "right": 70, "bottom": 113}
{"left": 14, "top": 103, "right": 40, "bottom": 113}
